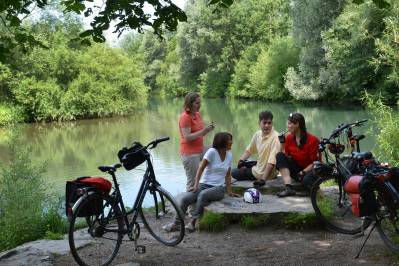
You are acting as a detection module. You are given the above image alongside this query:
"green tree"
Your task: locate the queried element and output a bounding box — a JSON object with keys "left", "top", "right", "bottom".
{"left": 248, "top": 36, "right": 300, "bottom": 100}
{"left": 320, "top": 2, "right": 387, "bottom": 101}
{"left": 285, "top": 0, "right": 346, "bottom": 100}
{"left": 177, "top": 0, "right": 291, "bottom": 97}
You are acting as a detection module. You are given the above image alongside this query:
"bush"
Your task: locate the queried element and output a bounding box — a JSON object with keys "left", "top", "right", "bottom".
{"left": 0, "top": 134, "right": 68, "bottom": 251}
{"left": 0, "top": 104, "right": 25, "bottom": 126}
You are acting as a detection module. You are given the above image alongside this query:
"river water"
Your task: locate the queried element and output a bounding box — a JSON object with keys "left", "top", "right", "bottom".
{"left": 0, "top": 98, "right": 375, "bottom": 207}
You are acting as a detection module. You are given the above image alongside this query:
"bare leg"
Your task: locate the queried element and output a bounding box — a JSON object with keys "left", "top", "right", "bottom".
{"left": 279, "top": 167, "right": 292, "bottom": 185}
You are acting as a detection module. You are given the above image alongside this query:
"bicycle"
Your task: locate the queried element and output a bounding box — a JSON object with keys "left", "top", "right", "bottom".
{"left": 310, "top": 119, "right": 373, "bottom": 235}
{"left": 346, "top": 163, "right": 399, "bottom": 257}
{"left": 68, "top": 137, "right": 185, "bottom": 266}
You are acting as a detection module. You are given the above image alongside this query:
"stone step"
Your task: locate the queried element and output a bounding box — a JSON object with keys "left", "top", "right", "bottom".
{"left": 231, "top": 176, "right": 306, "bottom": 193}
{"left": 204, "top": 195, "right": 314, "bottom": 215}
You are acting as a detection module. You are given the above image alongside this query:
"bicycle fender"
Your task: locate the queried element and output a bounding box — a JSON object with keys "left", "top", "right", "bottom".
{"left": 72, "top": 191, "right": 97, "bottom": 214}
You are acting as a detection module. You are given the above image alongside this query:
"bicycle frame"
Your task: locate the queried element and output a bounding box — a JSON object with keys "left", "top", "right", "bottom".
{"left": 108, "top": 157, "right": 162, "bottom": 234}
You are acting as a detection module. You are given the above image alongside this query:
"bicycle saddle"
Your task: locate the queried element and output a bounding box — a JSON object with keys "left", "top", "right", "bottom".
{"left": 352, "top": 151, "right": 373, "bottom": 160}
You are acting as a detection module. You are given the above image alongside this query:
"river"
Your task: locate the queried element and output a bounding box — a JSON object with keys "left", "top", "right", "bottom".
{"left": 0, "top": 97, "right": 375, "bottom": 207}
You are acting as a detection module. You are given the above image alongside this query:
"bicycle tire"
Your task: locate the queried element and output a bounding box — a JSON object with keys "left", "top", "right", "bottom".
{"left": 376, "top": 212, "right": 399, "bottom": 252}
{"left": 139, "top": 186, "right": 185, "bottom": 246}
{"left": 311, "top": 175, "right": 370, "bottom": 234}
{"left": 69, "top": 193, "right": 124, "bottom": 266}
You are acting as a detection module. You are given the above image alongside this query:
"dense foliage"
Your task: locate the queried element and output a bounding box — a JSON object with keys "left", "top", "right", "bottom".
{"left": 121, "top": 0, "right": 398, "bottom": 104}
{"left": 0, "top": 13, "right": 147, "bottom": 123}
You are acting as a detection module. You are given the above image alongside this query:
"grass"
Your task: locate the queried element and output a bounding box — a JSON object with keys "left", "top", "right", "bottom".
{"left": 199, "top": 212, "right": 227, "bottom": 232}
{"left": 199, "top": 211, "right": 319, "bottom": 232}
{"left": 281, "top": 212, "right": 320, "bottom": 229}
{"left": 240, "top": 214, "right": 270, "bottom": 229}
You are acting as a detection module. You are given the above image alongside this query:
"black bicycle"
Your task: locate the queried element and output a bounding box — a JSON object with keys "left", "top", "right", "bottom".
{"left": 310, "top": 119, "right": 373, "bottom": 235}
{"left": 68, "top": 137, "right": 185, "bottom": 266}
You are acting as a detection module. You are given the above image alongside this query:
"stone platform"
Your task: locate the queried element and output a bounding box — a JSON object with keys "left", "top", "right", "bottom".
{"left": 204, "top": 195, "right": 314, "bottom": 215}
{"left": 231, "top": 177, "right": 305, "bottom": 192}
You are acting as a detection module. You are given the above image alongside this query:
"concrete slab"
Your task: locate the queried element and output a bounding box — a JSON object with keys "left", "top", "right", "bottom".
{"left": 204, "top": 195, "right": 314, "bottom": 215}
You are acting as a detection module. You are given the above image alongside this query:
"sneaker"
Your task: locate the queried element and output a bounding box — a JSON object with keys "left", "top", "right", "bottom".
{"left": 185, "top": 222, "right": 196, "bottom": 233}
{"left": 253, "top": 179, "right": 266, "bottom": 188}
{"left": 162, "top": 223, "right": 179, "bottom": 232}
{"left": 277, "top": 188, "right": 296, "bottom": 197}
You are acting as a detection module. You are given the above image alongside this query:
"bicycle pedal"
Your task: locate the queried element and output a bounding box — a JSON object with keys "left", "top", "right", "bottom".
{"left": 135, "top": 245, "right": 146, "bottom": 254}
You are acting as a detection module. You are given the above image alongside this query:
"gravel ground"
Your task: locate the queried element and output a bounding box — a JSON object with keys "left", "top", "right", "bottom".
{"left": 54, "top": 224, "right": 398, "bottom": 266}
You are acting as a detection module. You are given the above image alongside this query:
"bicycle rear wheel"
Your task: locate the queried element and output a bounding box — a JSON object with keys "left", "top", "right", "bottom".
{"left": 139, "top": 186, "right": 185, "bottom": 246}
{"left": 376, "top": 211, "right": 399, "bottom": 252}
{"left": 69, "top": 193, "right": 124, "bottom": 266}
{"left": 311, "top": 175, "right": 370, "bottom": 234}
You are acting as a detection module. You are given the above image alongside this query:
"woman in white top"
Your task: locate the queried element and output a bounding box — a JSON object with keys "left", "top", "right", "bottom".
{"left": 164, "top": 132, "right": 239, "bottom": 232}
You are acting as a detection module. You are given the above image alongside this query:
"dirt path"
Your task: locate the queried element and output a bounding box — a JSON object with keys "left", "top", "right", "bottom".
{"left": 54, "top": 224, "right": 397, "bottom": 266}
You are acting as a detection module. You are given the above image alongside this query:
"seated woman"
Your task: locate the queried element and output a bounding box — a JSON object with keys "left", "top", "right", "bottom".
{"left": 276, "top": 112, "right": 319, "bottom": 197}
{"left": 164, "top": 132, "right": 238, "bottom": 232}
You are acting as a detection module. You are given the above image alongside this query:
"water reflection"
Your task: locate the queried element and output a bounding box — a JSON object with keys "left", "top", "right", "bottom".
{"left": 0, "top": 98, "right": 376, "bottom": 206}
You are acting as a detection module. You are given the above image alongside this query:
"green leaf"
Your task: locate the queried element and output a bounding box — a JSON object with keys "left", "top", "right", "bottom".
{"left": 352, "top": 0, "right": 364, "bottom": 4}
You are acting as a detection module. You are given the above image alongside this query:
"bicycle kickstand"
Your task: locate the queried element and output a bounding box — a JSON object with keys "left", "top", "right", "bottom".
{"left": 354, "top": 221, "right": 377, "bottom": 259}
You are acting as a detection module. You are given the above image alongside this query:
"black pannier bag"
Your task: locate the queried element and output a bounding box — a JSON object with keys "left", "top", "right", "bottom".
{"left": 358, "top": 176, "right": 379, "bottom": 217}
{"left": 65, "top": 177, "right": 112, "bottom": 220}
{"left": 118, "top": 142, "right": 149, "bottom": 170}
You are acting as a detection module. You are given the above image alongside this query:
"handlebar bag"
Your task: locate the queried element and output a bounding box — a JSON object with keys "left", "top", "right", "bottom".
{"left": 65, "top": 177, "right": 112, "bottom": 220}
{"left": 118, "top": 142, "right": 149, "bottom": 170}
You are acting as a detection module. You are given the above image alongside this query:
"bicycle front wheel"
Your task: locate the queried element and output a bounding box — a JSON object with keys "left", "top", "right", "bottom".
{"left": 139, "top": 186, "right": 185, "bottom": 246}
{"left": 311, "top": 175, "right": 370, "bottom": 234}
{"left": 69, "top": 193, "right": 124, "bottom": 266}
{"left": 376, "top": 211, "right": 399, "bottom": 252}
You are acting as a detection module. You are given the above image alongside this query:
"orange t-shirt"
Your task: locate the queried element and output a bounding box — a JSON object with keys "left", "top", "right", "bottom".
{"left": 179, "top": 111, "right": 204, "bottom": 155}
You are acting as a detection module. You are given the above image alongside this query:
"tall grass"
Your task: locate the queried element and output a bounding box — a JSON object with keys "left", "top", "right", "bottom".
{"left": 0, "top": 133, "right": 68, "bottom": 251}
{"left": 364, "top": 93, "right": 399, "bottom": 166}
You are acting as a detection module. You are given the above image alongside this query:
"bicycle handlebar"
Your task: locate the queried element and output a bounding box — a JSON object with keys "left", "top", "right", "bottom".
{"left": 330, "top": 119, "right": 368, "bottom": 139}
{"left": 318, "top": 119, "right": 368, "bottom": 152}
{"left": 146, "top": 137, "right": 170, "bottom": 149}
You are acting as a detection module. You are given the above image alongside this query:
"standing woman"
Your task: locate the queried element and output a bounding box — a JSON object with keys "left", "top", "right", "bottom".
{"left": 276, "top": 112, "right": 319, "bottom": 197}
{"left": 179, "top": 92, "right": 215, "bottom": 191}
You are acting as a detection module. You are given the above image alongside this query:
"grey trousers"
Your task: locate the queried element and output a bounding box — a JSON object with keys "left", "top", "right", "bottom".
{"left": 175, "top": 183, "right": 225, "bottom": 219}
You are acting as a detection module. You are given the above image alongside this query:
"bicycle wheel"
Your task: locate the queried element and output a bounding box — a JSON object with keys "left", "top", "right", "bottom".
{"left": 139, "top": 186, "right": 185, "bottom": 246}
{"left": 311, "top": 175, "right": 370, "bottom": 234}
{"left": 376, "top": 211, "right": 399, "bottom": 252}
{"left": 69, "top": 193, "right": 124, "bottom": 266}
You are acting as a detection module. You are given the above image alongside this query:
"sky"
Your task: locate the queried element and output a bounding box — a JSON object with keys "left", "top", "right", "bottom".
{"left": 83, "top": 0, "right": 187, "bottom": 46}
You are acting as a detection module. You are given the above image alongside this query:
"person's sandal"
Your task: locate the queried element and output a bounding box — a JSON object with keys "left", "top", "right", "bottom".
{"left": 277, "top": 188, "right": 296, "bottom": 197}
{"left": 253, "top": 179, "right": 266, "bottom": 188}
{"left": 185, "top": 222, "right": 196, "bottom": 233}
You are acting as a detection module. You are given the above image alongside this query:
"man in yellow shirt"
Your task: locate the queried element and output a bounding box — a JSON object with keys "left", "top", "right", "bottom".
{"left": 231, "top": 111, "right": 280, "bottom": 187}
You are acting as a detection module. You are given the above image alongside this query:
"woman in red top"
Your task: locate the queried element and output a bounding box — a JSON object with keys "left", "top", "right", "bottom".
{"left": 275, "top": 112, "right": 319, "bottom": 197}
{"left": 179, "top": 92, "right": 215, "bottom": 191}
